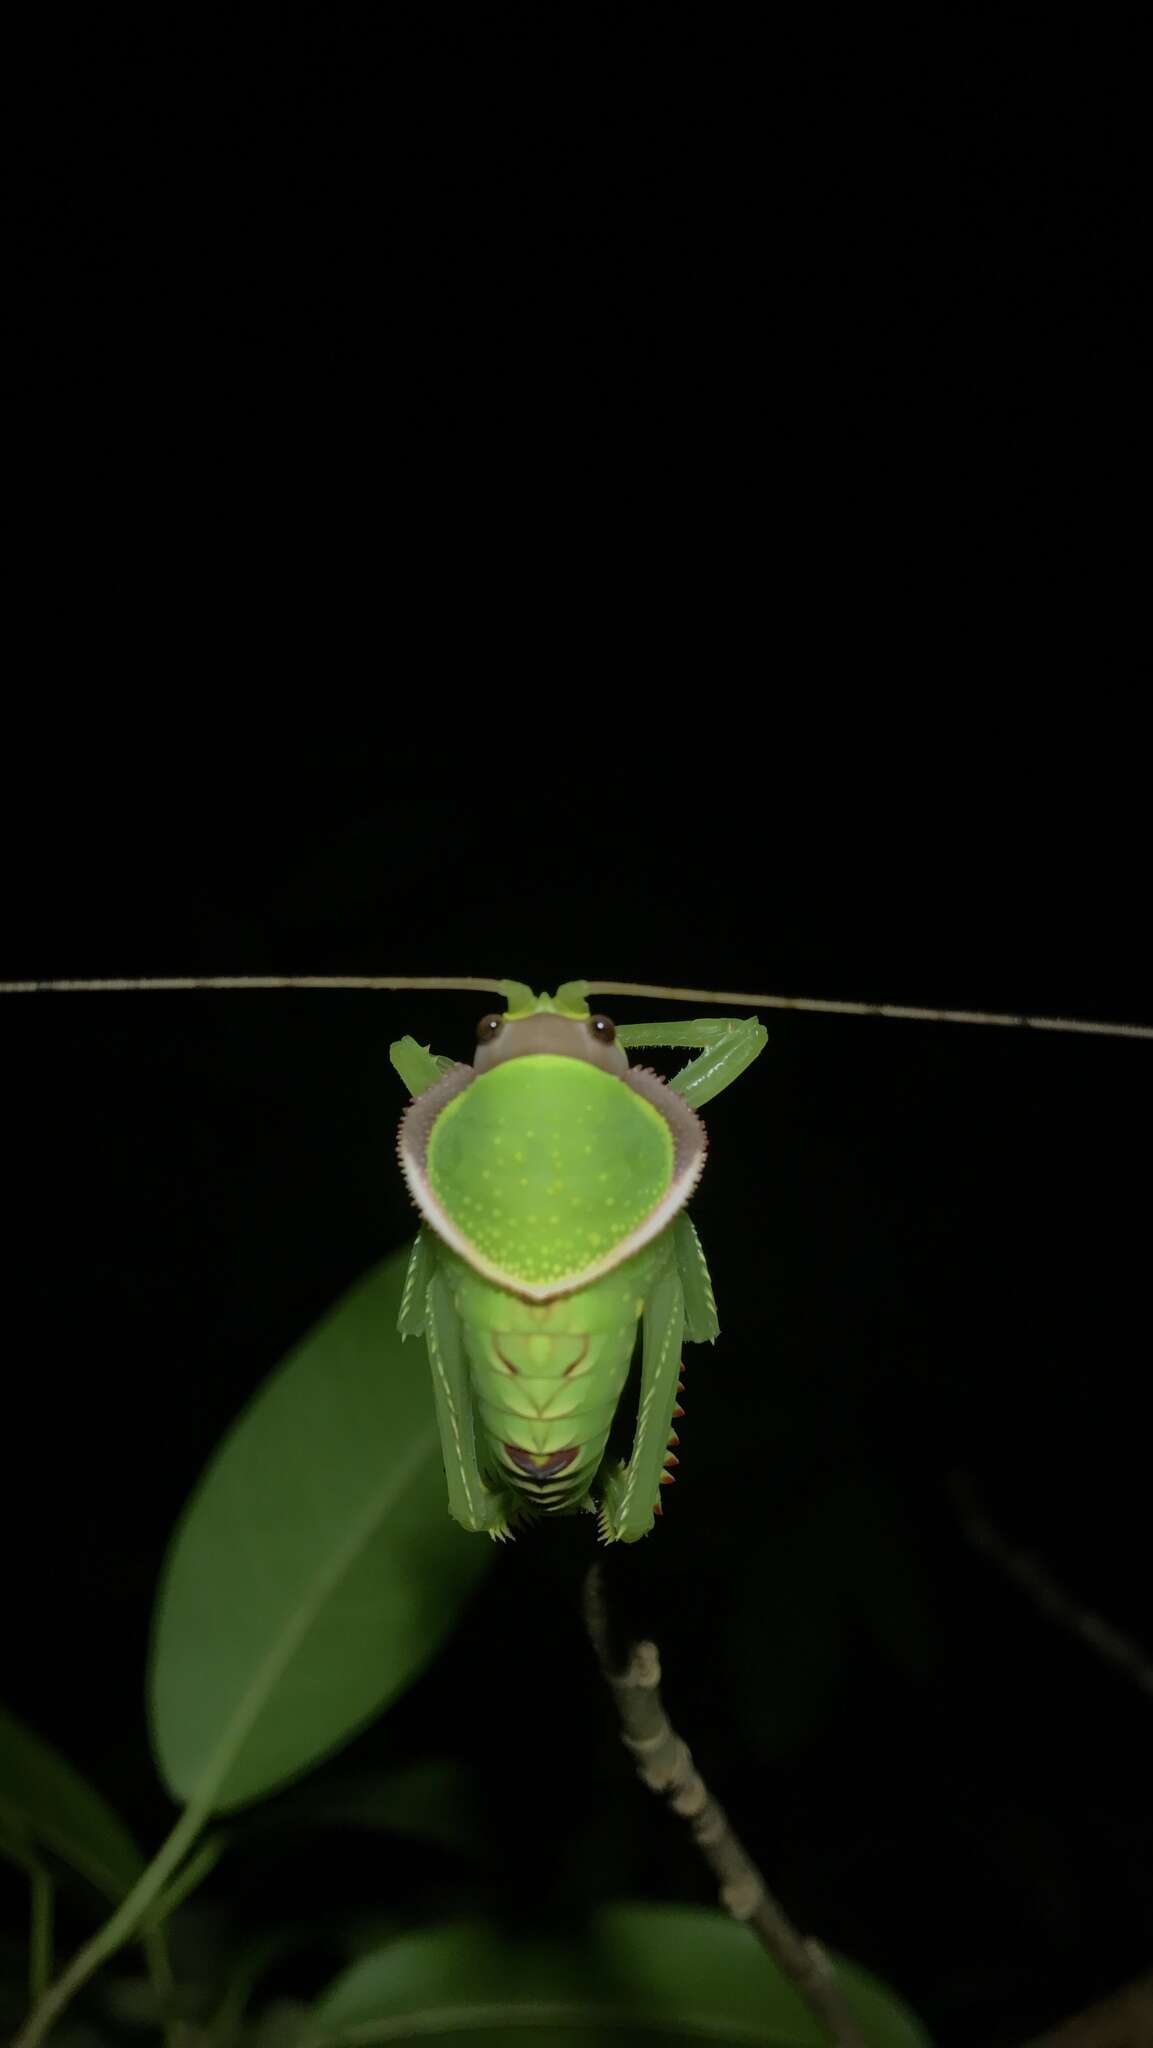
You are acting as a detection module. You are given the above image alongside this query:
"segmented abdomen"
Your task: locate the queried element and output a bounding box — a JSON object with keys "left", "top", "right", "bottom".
{"left": 448, "top": 1247, "right": 665, "bottom": 1513}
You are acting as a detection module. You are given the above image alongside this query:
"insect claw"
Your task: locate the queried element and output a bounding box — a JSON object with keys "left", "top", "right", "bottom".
{"left": 653, "top": 1498, "right": 663, "bottom": 1516}
{"left": 666, "top": 1430, "right": 680, "bottom": 1447}
{"left": 663, "top": 1452, "right": 678, "bottom": 1468}
{"left": 659, "top": 1471, "right": 676, "bottom": 1486}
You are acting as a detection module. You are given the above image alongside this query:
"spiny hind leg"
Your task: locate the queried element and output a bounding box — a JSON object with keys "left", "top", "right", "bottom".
{"left": 598, "top": 1262, "right": 685, "bottom": 1544}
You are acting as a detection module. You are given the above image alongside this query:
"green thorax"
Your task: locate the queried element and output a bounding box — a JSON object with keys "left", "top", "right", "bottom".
{"left": 426, "top": 1055, "right": 674, "bottom": 1290}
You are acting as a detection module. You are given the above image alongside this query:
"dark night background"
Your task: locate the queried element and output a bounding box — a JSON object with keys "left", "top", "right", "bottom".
{"left": 3, "top": 8, "right": 1148, "bottom": 2046}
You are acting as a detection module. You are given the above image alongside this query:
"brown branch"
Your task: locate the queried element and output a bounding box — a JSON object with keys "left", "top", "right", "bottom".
{"left": 950, "top": 1472, "right": 1153, "bottom": 1699}
{"left": 582, "top": 1565, "right": 867, "bottom": 2048}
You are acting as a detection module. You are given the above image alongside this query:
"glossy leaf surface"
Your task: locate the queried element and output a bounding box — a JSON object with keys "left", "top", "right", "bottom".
{"left": 306, "top": 1903, "right": 932, "bottom": 2046}
{"left": 150, "top": 1251, "right": 490, "bottom": 1813}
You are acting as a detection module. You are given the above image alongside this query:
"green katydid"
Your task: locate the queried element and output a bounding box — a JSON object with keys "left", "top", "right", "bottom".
{"left": 391, "top": 978, "right": 767, "bottom": 1542}
{"left": 2, "top": 971, "right": 1151, "bottom": 1545}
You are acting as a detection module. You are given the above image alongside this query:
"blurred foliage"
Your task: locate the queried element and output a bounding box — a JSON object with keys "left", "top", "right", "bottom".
{"left": 0, "top": 1703, "right": 145, "bottom": 1905}
{"left": 306, "top": 1904, "right": 930, "bottom": 2046}
{"left": 149, "top": 1253, "right": 489, "bottom": 1814}
{"left": 1, "top": 1249, "right": 929, "bottom": 2045}
{"left": 4, "top": 849, "right": 1148, "bottom": 2046}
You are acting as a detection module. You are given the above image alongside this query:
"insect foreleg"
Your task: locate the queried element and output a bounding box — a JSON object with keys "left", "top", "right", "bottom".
{"left": 390, "top": 1036, "right": 459, "bottom": 1097}
{"left": 615, "top": 1015, "right": 768, "bottom": 1109}
{"left": 423, "top": 1265, "right": 518, "bottom": 1540}
{"left": 598, "top": 1260, "right": 685, "bottom": 1544}
{"left": 615, "top": 1016, "right": 749, "bottom": 1049}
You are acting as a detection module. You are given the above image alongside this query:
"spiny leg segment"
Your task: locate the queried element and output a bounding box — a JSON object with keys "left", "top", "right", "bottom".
{"left": 606, "top": 1213, "right": 719, "bottom": 1533}
{"left": 598, "top": 1259, "right": 686, "bottom": 1544}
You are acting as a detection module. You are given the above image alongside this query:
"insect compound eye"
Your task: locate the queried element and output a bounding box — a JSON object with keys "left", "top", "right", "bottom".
{"left": 588, "top": 1013, "right": 617, "bottom": 1045}
{"left": 475, "top": 1012, "right": 505, "bottom": 1045}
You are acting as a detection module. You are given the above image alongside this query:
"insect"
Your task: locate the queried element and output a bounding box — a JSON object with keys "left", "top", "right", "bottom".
{"left": 2, "top": 972, "right": 1150, "bottom": 1546}
{"left": 391, "top": 978, "right": 767, "bottom": 1541}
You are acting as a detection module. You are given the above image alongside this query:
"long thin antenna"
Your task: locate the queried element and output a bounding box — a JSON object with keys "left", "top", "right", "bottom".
{"left": 0, "top": 976, "right": 1149, "bottom": 1041}
{"left": 0, "top": 976, "right": 511, "bottom": 996}
{"left": 584, "top": 982, "right": 1153, "bottom": 1043}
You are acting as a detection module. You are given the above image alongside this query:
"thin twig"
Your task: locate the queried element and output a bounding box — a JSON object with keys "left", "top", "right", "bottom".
{"left": 582, "top": 1565, "right": 867, "bottom": 2048}
{"left": 950, "top": 1472, "right": 1153, "bottom": 1699}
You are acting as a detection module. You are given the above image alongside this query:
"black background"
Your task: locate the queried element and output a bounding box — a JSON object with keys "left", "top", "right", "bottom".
{"left": 4, "top": 9, "right": 1149, "bottom": 2045}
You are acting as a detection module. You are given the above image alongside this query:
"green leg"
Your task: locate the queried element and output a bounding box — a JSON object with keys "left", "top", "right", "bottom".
{"left": 398, "top": 1229, "right": 435, "bottom": 1337}
{"left": 598, "top": 1259, "right": 685, "bottom": 1543}
{"left": 614, "top": 1015, "right": 767, "bottom": 1109}
{"left": 674, "top": 1212, "right": 719, "bottom": 1342}
{"left": 424, "top": 1265, "right": 519, "bottom": 1540}
{"left": 390, "top": 1036, "right": 459, "bottom": 1096}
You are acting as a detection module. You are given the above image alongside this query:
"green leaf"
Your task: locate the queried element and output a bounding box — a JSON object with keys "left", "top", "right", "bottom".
{"left": 0, "top": 1700, "right": 144, "bottom": 1902}
{"left": 149, "top": 1251, "right": 491, "bottom": 1814}
{"left": 304, "top": 1904, "right": 932, "bottom": 2046}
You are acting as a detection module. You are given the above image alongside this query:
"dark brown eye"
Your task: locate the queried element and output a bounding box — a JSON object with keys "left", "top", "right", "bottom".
{"left": 476, "top": 1012, "right": 504, "bottom": 1044}
{"left": 588, "top": 1013, "right": 617, "bottom": 1044}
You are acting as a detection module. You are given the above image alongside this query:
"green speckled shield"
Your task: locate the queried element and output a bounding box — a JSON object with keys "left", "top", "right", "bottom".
{"left": 398, "top": 1054, "right": 706, "bottom": 1301}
